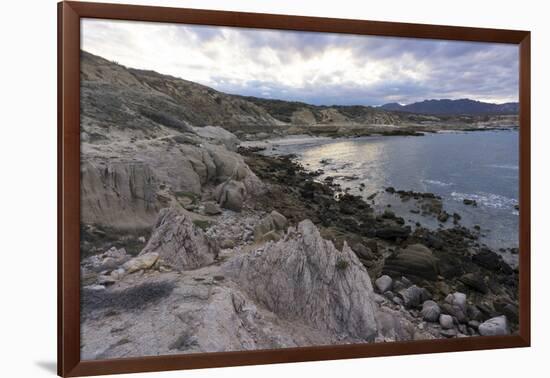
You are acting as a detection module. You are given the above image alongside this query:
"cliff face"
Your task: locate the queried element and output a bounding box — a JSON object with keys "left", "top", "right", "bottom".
{"left": 80, "top": 51, "right": 267, "bottom": 230}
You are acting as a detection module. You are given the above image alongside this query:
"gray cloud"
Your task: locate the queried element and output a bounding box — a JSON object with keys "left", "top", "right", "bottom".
{"left": 82, "top": 20, "right": 519, "bottom": 106}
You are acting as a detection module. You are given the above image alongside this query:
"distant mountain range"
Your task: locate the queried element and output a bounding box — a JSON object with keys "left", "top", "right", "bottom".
{"left": 380, "top": 99, "right": 519, "bottom": 115}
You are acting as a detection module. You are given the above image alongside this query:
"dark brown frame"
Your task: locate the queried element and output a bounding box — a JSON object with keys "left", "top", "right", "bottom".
{"left": 58, "top": 1, "right": 531, "bottom": 376}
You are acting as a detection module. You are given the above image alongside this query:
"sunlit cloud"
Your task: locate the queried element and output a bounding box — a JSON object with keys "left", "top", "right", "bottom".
{"left": 81, "top": 19, "right": 518, "bottom": 106}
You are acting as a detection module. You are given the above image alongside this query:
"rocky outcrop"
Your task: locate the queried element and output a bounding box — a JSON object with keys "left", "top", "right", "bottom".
{"left": 214, "top": 180, "right": 246, "bottom": 211}
{"left": 140, "top": 208, "right": 219, "bottom": 270}
{"left": 192, "top": 126, "right": 240, "bottom": 151}
{"left": 81, "top": 160, "right": 160, "bottom": 229}
{"left": 253, "top": 210, "right": 288, "bottom": 242}
{"left": 81, "top": 137, "right": 264, "bottom": 229}
{"left": 225, "top": 220, "right": 378, "bottom": 342}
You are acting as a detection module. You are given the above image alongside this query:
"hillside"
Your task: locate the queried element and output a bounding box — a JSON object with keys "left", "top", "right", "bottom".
{"left": 81, "top": 50, "right": 517, "bottom": 142}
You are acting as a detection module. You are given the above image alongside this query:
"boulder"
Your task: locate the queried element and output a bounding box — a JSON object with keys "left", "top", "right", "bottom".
{"left": 397, "top": 285, "right": 431, "bottom": 309}
{"left": 375, "top": 275, "right": 393, "bottom": 293}
{"left": 203, "top": 201, "right": 222, "bottom": 215}
{"left": 122, "top": 252, "right": 159, "bottom": 274}
{"left": 270, "top": 210, "right": 288, "bottom": 230}
{"left": 494, "top": 300, "right": 519, "bottom": 323}
{"left": 353, "top": 244, "right": 376, "bottom": 260}
{"left": 478, "top": 316, "right": 510, "bottom": 336}
{"left": 254, "top": 210, "right": 288, "bottom": 242}
{"left": 215, "top": 180, "right": 246, "bottom": 211}
{"left": 140, "top": 208, "right": 219, "bottom": 270}
{"left": 439, "top": 314, "right": 454, "bottom": 329}
{"left": 442, "top": 292, "right": 468, "bottom": 323}
{"left": 421, "top": 300, "right": 441, "bottom": 322}
{"left": 383, "top": 244, "right": 439, "bottom": 281}
{"left": 437, "top": 211, "right": 449, "bottom": 222}
{"left": 225, "top": 219, "right": 378, "bottom": 341}
{"left": 459, "top": 273, "right": 488, "bottom": 294}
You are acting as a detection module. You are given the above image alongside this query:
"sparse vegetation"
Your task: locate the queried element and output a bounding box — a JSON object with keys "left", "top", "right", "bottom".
{"left": 192, "top": 219, "right": 212, "bottom": 231}
{"left": 336, "top": 258, "right": 349, "bottom": 270}
{"left": 138, "top": 107, "right": 192, "bottom": 132}
{"left": 80, "top": 224, "right": 150, "bottom": 258}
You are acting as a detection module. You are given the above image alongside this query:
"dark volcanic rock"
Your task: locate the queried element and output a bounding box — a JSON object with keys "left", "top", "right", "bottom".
{"left": 463, "top": 198, "right": 477, "bottom": 206}
{"left": 494, "top": 300, "right": 519, "bottom": 323}
{"left": 375, "top": 225, "right": 411, "bottom": 240}
{"left": 437, "top": 211, "right": 449, "bottom": 222}
{"left": 383, "top": 244, "right": 439, "bottom": 281}
{"left": 472, "top": 249, "right": 513, "bottom": 274}
{"left": 352, "top": 243, "right": 376, "bottom": 261}
{"left": 459, "top": 273, "right": 489, "bottom": 294}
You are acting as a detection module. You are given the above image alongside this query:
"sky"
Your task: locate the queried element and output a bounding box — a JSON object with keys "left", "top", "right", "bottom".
{"left": 81, "top": 19, "right": 519, "bottom": 106}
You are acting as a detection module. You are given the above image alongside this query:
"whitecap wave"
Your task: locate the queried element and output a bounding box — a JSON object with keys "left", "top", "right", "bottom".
{"left": 486, "top": 164, "right": 519, "bottom": 170}
{"left": 422, "top": 179, "right": 453, "bottom": 187}
{"left": 451, "top": 191, "right": 518, "bottom": 210}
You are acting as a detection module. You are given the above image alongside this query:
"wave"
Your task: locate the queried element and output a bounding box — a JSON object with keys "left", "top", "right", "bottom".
{"left": 451, "top": 191, "right": 518, "bottom": 210}
{"left": 486, "top": 164, "right": 519, "bottom": 170}
{"left": 422, "top": 179, "right": 453, "bottom": 187}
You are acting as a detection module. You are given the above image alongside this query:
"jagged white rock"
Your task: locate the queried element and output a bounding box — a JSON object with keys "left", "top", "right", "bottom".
{"left": 139, "top": 208, "right": 219, "bottom": 270}
{"left": 225, "top": 219, "right": 378, "bottom": 341}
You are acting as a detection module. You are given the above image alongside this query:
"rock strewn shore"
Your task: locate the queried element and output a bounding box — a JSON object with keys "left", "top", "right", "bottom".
{"left": 80, "top": 143, "right": 518, "bottom": 359}
{"left": 78, "top": 50, "right": 519, "bottom": 360}
{"left": 239, "top": 148, "right": 519, "bottom": 329}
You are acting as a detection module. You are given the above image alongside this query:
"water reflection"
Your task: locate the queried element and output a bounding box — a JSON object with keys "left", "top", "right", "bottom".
{"left": 265, "top": 131, "right": 519, "bottom": 254}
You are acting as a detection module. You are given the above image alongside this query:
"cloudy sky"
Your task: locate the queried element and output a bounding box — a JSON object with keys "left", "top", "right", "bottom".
{"left": 82, "top": 19, "right": 518, "bottom": 106}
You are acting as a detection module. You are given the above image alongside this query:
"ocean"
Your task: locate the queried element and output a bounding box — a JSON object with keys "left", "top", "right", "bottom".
{"left": 251, "top": 129, "right": 519, "bottom": 265}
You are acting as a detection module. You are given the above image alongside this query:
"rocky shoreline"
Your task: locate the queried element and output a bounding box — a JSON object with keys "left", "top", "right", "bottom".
{"left": 239, "top": 149, "right": 519, "bottom": 328}
{"left": 80, "top": 136, "right": 518, "bottom": 359}
{"left": 236, "top": 123, "right": 518, "bottom": 141}
{"left": 78, "top": 51, "right": 518, "bottom": 360}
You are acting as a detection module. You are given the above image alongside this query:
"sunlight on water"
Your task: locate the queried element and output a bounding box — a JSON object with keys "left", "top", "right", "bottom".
{"left": 263, "top": 130, "right": 519, "bottom": 254}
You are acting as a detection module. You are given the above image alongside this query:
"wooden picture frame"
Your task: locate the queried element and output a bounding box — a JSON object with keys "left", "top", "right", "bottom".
{"left": 58, "top": 1, "right": 531, "bottom": 376}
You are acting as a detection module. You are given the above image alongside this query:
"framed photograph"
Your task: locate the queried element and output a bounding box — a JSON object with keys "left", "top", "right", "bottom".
{"left": 58, "top": 1, "right": 530, "bottom": 376}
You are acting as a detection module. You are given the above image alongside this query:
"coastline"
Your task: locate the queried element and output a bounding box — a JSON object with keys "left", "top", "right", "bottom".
{"left": 243, "top": 129, "right": 519, "bottom": 258}
{"left": 240, "top": 148, "right": 519, "bottom": 331}
{"left": 77, "top": 48, "right": 520, "bottom": 361}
